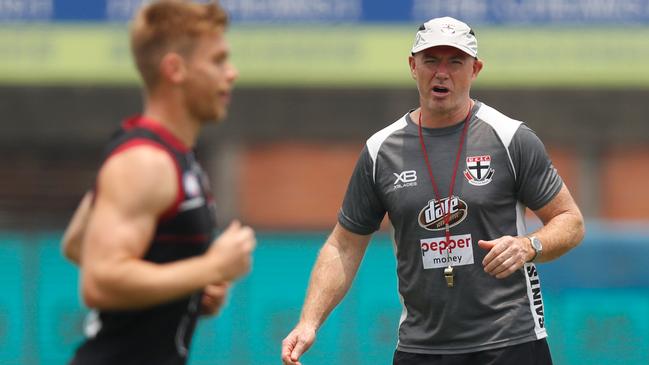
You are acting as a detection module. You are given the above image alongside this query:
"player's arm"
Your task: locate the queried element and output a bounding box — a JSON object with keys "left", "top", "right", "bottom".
{"left": 81, "top": 145, "right": 255, "bottom": 310}
{"left": 480, "top": 184, "right": 584, "bottom": 278}
{"left": 281, "top": 223, "right": 371, "bottom": 365}
{"left": 61, "top": 191, "right": 93, "bottom": 265}
{"left": 524, "top": 183, "right": 584, "bottom": 262}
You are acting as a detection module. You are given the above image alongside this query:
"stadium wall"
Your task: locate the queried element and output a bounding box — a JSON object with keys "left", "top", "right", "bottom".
{"left": 2, "top": 230, "right": 648, "bottom": 365}
{"left": 1, "top": 86, "right": 648, "bottom": 230}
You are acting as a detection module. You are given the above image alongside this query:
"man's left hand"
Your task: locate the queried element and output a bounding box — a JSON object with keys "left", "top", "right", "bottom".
{"left": 478, "top": 236, "right": 532, "bottom": 279}
{"left": 200, "top": 282, "right": 229, "bottom": 316}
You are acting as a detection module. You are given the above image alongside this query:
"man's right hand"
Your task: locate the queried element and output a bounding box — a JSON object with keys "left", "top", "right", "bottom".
{"left": 281, "top": 324, "right": 316, "bottom": 365}
{"left": 208, "top": 220, "right": 256, "bottom": 282}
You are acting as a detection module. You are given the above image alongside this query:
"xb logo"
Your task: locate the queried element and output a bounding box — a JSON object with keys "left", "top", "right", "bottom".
{"left": 393, "top": 170, "right": 418, "bottom": 190}
{"left": 394, "top": 170, "right": 417, "bottom": 184}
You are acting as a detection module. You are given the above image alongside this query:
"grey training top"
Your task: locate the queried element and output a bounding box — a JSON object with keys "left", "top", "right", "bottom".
{"left": 338, "top": 101, "right": 562, "bottom": 354}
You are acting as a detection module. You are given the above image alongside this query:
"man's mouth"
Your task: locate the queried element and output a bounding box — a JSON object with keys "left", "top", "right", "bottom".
{"left": 432, "top": 86, "right": 450, "bottom": 94}
{"left": 219, "top": 91, "right": 231, "bottom": 104}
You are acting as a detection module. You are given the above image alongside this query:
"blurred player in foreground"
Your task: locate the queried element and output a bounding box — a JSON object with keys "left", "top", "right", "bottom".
{"left": 282, "top": 16, "right": 584, "bottom": 365}
{"left": 61, "top": 1, "right": 255, "bottom": 364}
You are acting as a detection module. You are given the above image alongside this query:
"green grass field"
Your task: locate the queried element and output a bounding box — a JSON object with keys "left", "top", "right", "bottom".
{"left": 1, "top": 24, "right": 648, "bottom": 87}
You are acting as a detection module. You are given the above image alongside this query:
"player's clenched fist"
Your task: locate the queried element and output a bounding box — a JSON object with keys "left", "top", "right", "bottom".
{"left": 208, "top": 220, "right": 256, "bottom": 282}
{"left": 281, "top": 324, "right": 316, "bottom": 365}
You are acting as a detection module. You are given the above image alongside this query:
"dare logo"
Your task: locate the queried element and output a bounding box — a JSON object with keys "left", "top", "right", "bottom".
{"left": 418, "top": 196, "right": 468, "bottom": 231}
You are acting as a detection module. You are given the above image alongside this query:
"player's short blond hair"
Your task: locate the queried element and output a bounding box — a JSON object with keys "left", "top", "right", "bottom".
{"left": 130, "top": 0, "right": 229, "bottom": 90}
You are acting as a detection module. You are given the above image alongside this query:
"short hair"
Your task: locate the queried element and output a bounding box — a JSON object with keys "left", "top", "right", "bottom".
{"left": 130, "top": 0, "right": 229, "bottom": 90}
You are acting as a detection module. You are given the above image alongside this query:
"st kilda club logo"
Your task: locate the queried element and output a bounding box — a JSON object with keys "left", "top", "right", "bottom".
{"left": 418, "top": 196, "right": 468, "bottom": 231}
{"left": 464, "top": 155, "right": 495, "bottom": 186}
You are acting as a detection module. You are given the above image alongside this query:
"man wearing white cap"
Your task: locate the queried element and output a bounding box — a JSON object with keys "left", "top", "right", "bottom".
{"left": 282, "top": 16, "right": 584, "bottom": 365}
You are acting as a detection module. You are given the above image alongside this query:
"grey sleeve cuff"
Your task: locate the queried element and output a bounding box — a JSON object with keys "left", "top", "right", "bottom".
{"left": 337, "top": 210, "right": 378, "bottom": 236}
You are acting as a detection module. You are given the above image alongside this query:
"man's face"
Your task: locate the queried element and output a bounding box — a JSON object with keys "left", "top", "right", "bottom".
{"left": 409, "top": 46, "right": 482, "bottom": 116}
{"left": 182, "top": 30, "right": 238, "bottom": 124}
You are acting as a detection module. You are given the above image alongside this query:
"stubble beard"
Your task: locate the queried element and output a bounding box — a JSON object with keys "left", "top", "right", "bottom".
{"left": 186, "top": 88, "right": 227, "bottom": 125}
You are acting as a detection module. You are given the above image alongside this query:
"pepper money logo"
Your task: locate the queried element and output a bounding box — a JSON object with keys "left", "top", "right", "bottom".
{"left": 418, "top": 196, "right": 468, "bottom": 231}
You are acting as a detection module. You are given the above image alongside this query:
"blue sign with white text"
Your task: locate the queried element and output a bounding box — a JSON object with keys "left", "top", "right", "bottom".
{"left": 2, "top": 0, "right": 649, "bottom": 23}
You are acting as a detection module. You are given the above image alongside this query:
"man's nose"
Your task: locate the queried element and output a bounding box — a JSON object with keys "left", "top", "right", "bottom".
{"left": 227, "top": 63, "right": 239, "bottom": 82}
{"left": 434, "top": 65, "right": 450, "bottom": 79}
{"left": 434, "top": 61, "right": 451, "bottom": 78}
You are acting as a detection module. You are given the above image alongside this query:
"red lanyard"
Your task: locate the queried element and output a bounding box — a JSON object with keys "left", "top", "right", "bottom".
{"left": 417, "top": 105, "right": 471, "bottom": 241}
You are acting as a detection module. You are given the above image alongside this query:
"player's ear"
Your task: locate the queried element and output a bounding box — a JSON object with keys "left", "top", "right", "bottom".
{"left": 472, "top": 58, "right": 483, "bottom": 80}
{"left": 408, "top": 55, "right": 417, "bottom": 80}
{"left": 159, "top": 52, "right": 187, "bottom": 84}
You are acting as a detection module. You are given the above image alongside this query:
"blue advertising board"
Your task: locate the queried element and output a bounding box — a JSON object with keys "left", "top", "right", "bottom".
{"left": 2, "top": 0, "right": 649, "bottom": 24}
{"left": 1, "top": 228, "right": 649, "bottom": 365}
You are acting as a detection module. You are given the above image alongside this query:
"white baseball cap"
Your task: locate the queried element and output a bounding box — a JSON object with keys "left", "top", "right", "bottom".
{"left": 411, "top": 17, "right": 478, "bottom": 58}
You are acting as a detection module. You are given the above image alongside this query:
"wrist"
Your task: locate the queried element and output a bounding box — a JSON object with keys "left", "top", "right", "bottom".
{"left": 197, "top": 253, "right": 226, "bottom": 285}
{"left": 524, "top": 238, "right": 536, "bottom": 262}
{"left": 525, "top": 236, "right": 543, "bottom": 262}
{"left": 297, "top": 318, "right": 320, "bottom": 333}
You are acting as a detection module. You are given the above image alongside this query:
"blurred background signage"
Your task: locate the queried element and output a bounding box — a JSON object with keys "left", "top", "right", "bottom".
{"left": 2, "top": 0, "right": 649, "bottom": 23}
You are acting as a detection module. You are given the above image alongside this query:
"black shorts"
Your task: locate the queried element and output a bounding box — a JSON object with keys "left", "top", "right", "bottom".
{"left": 393, "top": 339, "right": 553, "bottom": 365}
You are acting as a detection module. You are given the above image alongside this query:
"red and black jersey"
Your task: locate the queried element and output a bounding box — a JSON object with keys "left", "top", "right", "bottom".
{"left": 71, "top": 116, "right": 216, "bottom": 365}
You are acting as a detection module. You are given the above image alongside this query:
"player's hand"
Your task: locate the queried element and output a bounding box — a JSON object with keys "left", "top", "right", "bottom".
{"left": 478, "top": 236, "right": 532, "bottom": 279}
{"left": 200, "top": 282, "right": 229, "bottom": 316}
{"left": 281, "top": 323, "right": 316, "bottom": 365}
{"left": 208, "top": 220, "right": 256, "bottom": 282}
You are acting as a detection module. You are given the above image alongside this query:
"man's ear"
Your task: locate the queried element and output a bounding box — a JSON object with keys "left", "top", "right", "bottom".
{"left": 472, "top": 58, "right": 484, "bottom": 80}
{"left": 408, "top": 55, "right": 417, "bottom": 80}
{"left": 159, "top": 52, "right": 187, "bottom": 84}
